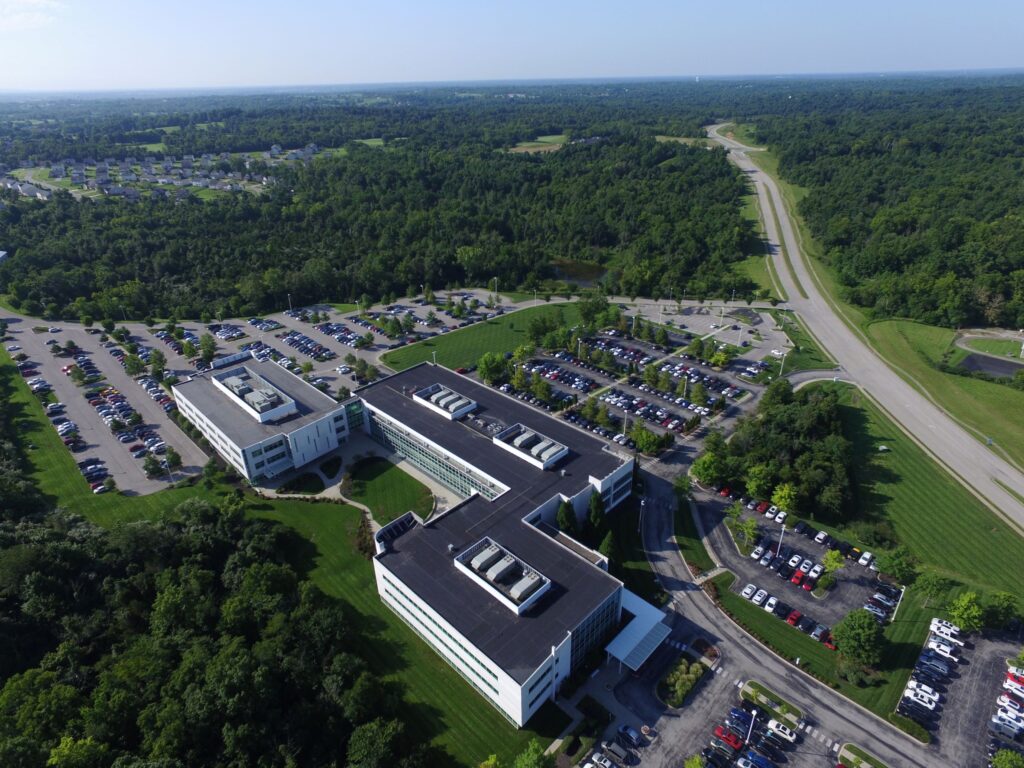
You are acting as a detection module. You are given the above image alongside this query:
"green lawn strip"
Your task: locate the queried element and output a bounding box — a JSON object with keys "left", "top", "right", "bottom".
{"left": 840, "top": 743, "right": 889, "bottom": 768}
{"left": 673, "top": 501, "right": 716, "bottom": 573}
{"left": 712, "top": 571, "right": 929, "bottom": 718}
{"left": 766, "top": 309, "right": 835, "bottom": 373}
{"left": 741, "top": 679, "right": 802, "bottom": 720}
{"left": 329, "top": 303, "right": 359, "bottom": 314}
{"left": 865, "top": 320, "right": 1024, "bottom": 473}
{"left": 277, "top": 472, "right": 325, "bottom": 495}
{"left": 381, "top": 303, "right": 582, "bottom": 371}
{"left": 964, "top": 338, "right": 1023, "bottom": 358}
{"left": 348, "top": 456, "right": 433, "bottom": 524}
{"left": 830, "top": 383, "right": 1024, "bottom": 595}
{"left": 251, "top": 503, "right": 569, "bottom": 766}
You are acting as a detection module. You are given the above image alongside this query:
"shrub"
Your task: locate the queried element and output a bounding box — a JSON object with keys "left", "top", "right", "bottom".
{"left": 887, "top": 713, "right": 931, "bottom": 743}
{"left": 659, "top": 656, "right": 707, "bottom": 707}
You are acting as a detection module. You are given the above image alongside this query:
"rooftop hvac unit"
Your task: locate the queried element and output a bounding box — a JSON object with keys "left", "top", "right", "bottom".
{"left": 512, "top": 430, "right": 536, "bottom": 448}
{"left": 540, "top": 444, "right": 563, "bottom": 462}
{"left": 485, "top": 555, "right": 517, "bottom": 583}
{"left": 470, "top": 544, "right": 503, "bottom": 572}
{"left": 530, "top": 439, "right": 554, "bottom": 457}
{"left": 447, "top": 397, "right": 470, "bottom": 413}
{"left": 437, "top": 393, "right": 459, "bottom": 409}
{"left": 429, "top": 389, "right": 448, "bottom": 404}
{"left": 510, "top": 572, "right": 542, "bottom": 602}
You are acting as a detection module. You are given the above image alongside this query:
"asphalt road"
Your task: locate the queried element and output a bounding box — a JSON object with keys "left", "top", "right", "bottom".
{"left": 706, "top": 123, "right": 1024, "bottom": 529}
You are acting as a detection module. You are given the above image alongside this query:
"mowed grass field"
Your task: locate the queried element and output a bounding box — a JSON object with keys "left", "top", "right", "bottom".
{"left": 965, "top": 337, "right": 1023, "bottom": 358}
{"left": 866, "top": 320, "right": 1024, "bottom": 471}
{"left": 1, "top": 349, "right": 565, "bottom": 766}
{"left": 509, "top": 133, "right": 568, "bottom": 154}
{"left": 252, "top": 504, "right": 569, "bottom": 766}
{"left": 348, "top": 456, "right": 433, "bottom": 523}
{"left": 381, "top": 303, "right": 582, "bottom": 371}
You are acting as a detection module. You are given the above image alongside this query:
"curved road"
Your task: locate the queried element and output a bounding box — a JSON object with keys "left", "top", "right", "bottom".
{"left": 707, "top": 123, "right": 1024, "bottom": 527}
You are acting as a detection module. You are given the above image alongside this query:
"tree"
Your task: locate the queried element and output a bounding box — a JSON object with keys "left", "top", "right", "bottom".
{"left": 599, "top": 531, "right": 621, "bottom": 563}
{"left": 143, "top": 454, "right": 161, "bottom": 477}
{"left": 181, "top": 340, "right": 197, "bottom": 359}
{"left": 477, "top": 352, "right": 508, "bottom": 385}
{"left": 630, "top": 423, "right": 661, "bottom": 454}
{"left": 512, "top": 740, "right": 554, "bottom": 768}
{"left": 993, "top": 750, "right": 1024, "bottom": 768}
{"left": 683, "top": 757, "right": 704, "bottom": 768}
{"left": 556, "top": 501, "right": 577, "bottom": 536}
{"left": 832, "top": 609, "right": 884, "bottom": 669}
{"left": 479, "top": 757, "right": 504, "bottom": 768}
{"left": 300, "top": 361, "right": 313, "bottom": 374}
{"left": 80, "top": 315, "right": 93, "bottom": 328}
{"left": 585, "top": 493, "right": 605, "bottom": 533}
{"left": 337, "top": 385, "right": 352, "bottom": 400}
{"left": 986, "top": 591, "right": 1019, "bottom": 629}
{"left": 346, "top": 718, "right": 405, "bottom": 768}
{"left": 365, "top": 365, "right": 380, "bottom": 382}
{"left": 689, "top": 381, "right": 708, "bottom": 406}
{"left": 771, "top": 483, "right": 797, "bottom": 512}
{"left": 673, "top": 474, "right": 691, "bottom": 499}
{"left": 655, "top": 327, "right": 669, "bottom": 347}
{"left": 124, "top": 355, "right": 146, "bottom": 377}
{"left": 531, "top": 375, "right": 552, "bottom": 403}
{"left": 149, "top": 349, "right": 167, "bottom": 380}
{"left": 744, "top": 463, "right": 774, "bottom": 500}
{"left": 821, "top": 549, "right": 845, "bottom": 574}
{"left": 948, "top": 591, "right": 984, "bottom": 634}
{"left": 691, "top": 450, "right": 728, "bottom": 487}
{"left": 880, "top": 545, "right": 918, "bottom": 584}
{"left": 199, "top": 333, "right": 217, "bottom": 364}
{"left": 46, "top": 736, "right": 108, "bottom": 768}
{"left": 101, "top": 318, "right": 115, "bottom": 333}
{"left": 165, "top": 447, "right": 182, "bottom": 470}
{"left": 725, "top": 501, "right": 744, "bottom": 522}
{"left": 738, "top": 517, "right": 759, "bottom": 545}
{"left": 916, "top": 572, "right": 953, "bottom": 608}
{"left": 511, "top": 364, "right": 528, "bottom": 392}
{"left": 69, "top": 367, "right": 86, "bottom": 386}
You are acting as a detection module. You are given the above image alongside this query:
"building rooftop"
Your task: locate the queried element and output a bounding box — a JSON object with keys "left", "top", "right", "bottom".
{"left": 173, "top": 356, "right": 341, "bottom": 446}
{"left": 364, "top": 364, "right": 629, "bottom": 683}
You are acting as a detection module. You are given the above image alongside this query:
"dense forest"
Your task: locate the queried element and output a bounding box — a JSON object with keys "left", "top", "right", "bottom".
{"left": 751, "top": 83, "right": 1024, "bottom": 328}
{"left": 0, "top": 373, "right": 433, "bottom": 767}
{"left": 691, "top": 380, "right": 853, "bottom": 520}
{"left": 0, "top": 134, "right": 752, "bottom": 319}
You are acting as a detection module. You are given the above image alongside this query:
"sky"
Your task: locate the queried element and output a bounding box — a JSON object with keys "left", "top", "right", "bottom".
{"left": 0, "top": 0, "right": 1022, "bottom": 91}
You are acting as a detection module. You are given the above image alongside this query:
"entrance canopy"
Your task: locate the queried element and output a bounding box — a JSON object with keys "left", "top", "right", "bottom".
{"left": 605, "top": 589, "right": 670, "bottom": 671}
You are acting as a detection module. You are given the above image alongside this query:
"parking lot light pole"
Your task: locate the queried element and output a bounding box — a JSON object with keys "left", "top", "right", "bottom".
{"left": 779, "top": 352, "right": 788, "bottom": 378}
{"left": 778, "top": 523, "right": 786, "bottom": 553}
{"left": 746, "top": 708, "right": 757, "bottom": 744}
{"left": 637, "top": 498, "right": 646, "bottom": 534}
{"left": 287, "top": 293, "right": 293, "bottom": 313}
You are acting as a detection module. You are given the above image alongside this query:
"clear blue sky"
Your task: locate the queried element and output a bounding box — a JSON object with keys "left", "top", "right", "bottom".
{"left": 1, "top": 0, "right": 1021, "bottom": 91}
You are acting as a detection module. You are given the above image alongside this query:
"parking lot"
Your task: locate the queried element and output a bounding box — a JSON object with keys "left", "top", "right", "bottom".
{"left": 4, "top": 320, "right": 207, "bottom": 494}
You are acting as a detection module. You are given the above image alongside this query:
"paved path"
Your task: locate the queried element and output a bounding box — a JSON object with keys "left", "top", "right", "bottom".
{"left": 706, "top": 123, "right": 1024, "bottom": 529}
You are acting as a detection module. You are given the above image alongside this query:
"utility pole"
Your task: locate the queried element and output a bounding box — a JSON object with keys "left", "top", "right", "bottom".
{"left": 432, "top": 351, "right": 437, "bottom": 365}
{"left": 780, "top": 352, "right": 788, "bottom": 378}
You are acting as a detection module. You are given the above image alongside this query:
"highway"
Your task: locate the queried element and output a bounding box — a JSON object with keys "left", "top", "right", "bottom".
{"left": 707, "top": 123, "right": 1024, "bottom": 528}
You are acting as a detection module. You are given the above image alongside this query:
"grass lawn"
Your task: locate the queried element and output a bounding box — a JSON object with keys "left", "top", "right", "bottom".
{"left": 252, "top": 503, "right": 569, "bottom": 766}
{"left": 329, "top": 302, "right": 359, "bottom": 314}
{"left": 381, "top": 303, "right": 582, "bottom": 371}
{"left": 277, "top": 471, "right": 326, "bottom": 495}
{"left": 509, "top": 134, "right": 568, "bottom": 153}
{"left": 348, "top": 456, "right": 433, "bottom": 523}
{"left": 765, "top": 309, "right": 834, "bottom": 373}
{"left": 655, "top": 135, "right": 709, "bottom": 147}
{"left": 964, "top": 337, "right": 1023, "bottom": 358}
{"left": 841, "top": 743, "right": 889, "bottom": 768}
{"left": 865, "top": 320, "right": 1024, "bottom": 471}
{"left": 673, "top": 501, "right": 716, "bottom": 573}
{"left": 2, "top": 347, "right": 567, "bottom": 766}
{"left": 354, "top": 137, "right": 385, "bottom": 147}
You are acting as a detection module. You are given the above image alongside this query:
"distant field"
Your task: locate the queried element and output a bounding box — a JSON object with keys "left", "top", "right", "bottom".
{"left": 381, "top": 303, "right": 581, "bottom": 371}
{"left": 329, "top": 302, "right": 359, "bottom": 314}
{"left": 354, "top": 137, "right": 385, "bottom": 147}
{"left": 866, "top": 320, "right": 1024, "bottom": 471}
{"left": 509, "top": 133, "right": 568, "bottom": 154}
{"left": 965, "top": 337, "right": 1023, "bottom": 358}
{"left": 655, "top": 135, "right": 709, "bottom": 147}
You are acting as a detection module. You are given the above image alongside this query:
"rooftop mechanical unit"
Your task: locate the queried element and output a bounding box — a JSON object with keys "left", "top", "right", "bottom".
{"left": 447, "top": 397, "right": 471, "bottom": 413}
{"left": 485, "top": 555, "right": 517, "bottom": 583}
{"left": 470, "top": 544, "right": 503, "bottom": 572}
{"left": 530, "top": 439, "right": 554, "bottom": 457}
{"left": 513, "top": 430, "right": 536, "bottom": 448}
{"left": 509, "top": 572, "right": 543, "bottom": 602}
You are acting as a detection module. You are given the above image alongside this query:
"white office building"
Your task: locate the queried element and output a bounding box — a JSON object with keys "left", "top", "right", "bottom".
{"left": 173, "top": 356, "right": 357, "bottom": 482}
{"left": 358, "top": 365, "right": 669, "bottom": 727}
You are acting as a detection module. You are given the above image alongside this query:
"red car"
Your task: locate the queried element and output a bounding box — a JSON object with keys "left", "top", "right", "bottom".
{"left": 787, "top": 610, "right": 802, "bottom": 626}
{"left": 822, "top": 632, "right": 837, "bottom": 651}
{"left": 718, "top": 487, "right": 731, "bottom": 497}
{"left": 790, "top": 571, "right": 805, "bottom": 586}
{"left": 802, "top": 577, "right": 817, "bottom": 591}
{"left": 756, "top": 501, "right": 770, "bottom": 513}
{"left": 713, "top": 726, "right": 743, "bottom": 751}
{"left": 1008, "top": 671, "right": 1024, "bottom": 686}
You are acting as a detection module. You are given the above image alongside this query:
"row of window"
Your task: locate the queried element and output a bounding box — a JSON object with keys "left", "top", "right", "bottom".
{"left": 382, "top": 575, "right": 499, "bottom": 695}
{"left": 528, "top": 678, "right": 552, "bottom": 710}
{"left": 527, "top": 664, "right": 552, "bottom": 694}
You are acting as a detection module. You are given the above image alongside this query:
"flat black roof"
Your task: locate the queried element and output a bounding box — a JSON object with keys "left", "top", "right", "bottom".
{"left": 173, "top": 357, "right": 340, "bottom": 447}
{"left": 362, "top": 365, "right": 629, "bottom": 683}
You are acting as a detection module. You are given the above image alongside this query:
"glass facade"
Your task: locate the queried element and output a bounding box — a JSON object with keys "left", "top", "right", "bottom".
{"left": 570, "top": 588, "right": 620, "bottom": 670}
{"left": 367, "top": 409, "right": 505, "bottom": 500}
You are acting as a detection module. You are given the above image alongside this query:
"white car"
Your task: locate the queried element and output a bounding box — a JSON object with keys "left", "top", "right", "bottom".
{"left": 903, "top": 690, "right": 937, "bottom": 710}
{"left": 766, "top": 719, "right": 797, "bottom": 743}
{"left": 907, "top": 679, "right": 939, "bottom": 698}
{"left": 858, "top": 551, "right": 874, "bottom": 566}
{"left": 927, "top": 641, "right": 958, "bottom": 661}
{"left": 904, "top": 684, "right": 939, "bottom": 706}
{"left": 752, "top": 589, "right": 768, "bottom": 606}
{"left": 764, "top": 505, "right": 777, "bottom": 518}
{"left": 930, "top": 625, "right": 964, "bottom": 646}
{"left": 808, "top": 564, "right": 824, "bottom": 580}
{"left": 751, "top": 545, "right": 765, "bottom": 560}
{"left": 998, "top": 694, "right": 1024, "bottom": 714}
{"left": 991, "top": 714, "right": 1024, "bottom": 736}
{"left": 931, "top": 618, "right": 961, "bottom": 634}
{"left": 814, "top": 531, "right": 829, "bottom": 545}
{"left": 741, "top": 583, "right": 757, "bottom": 600}
{"left": 1004, "top": 678, "right": 1024, "bottom": 698}
{"left": 6, "top": 344, "right": 20, "bottom": 351}
{"left": 787, "top": 554, "right": 802, "bottom": 568}
{"left": 764, "top": 596, "right": 778, "bottom": 613}
{"left": 1009, "top": 665, "right": 1024, "bottom": 678}
{"left": 799, "top": 559, "right": 813, "bottom": 574}
{"left": 590, "top": 754, "right": 613, "bottom": 768}
{"left": 997, "top": 708, "right": 1024, "bottom": 726}
{"left": 774, "top": 511, "right": 787, "bottom": 524}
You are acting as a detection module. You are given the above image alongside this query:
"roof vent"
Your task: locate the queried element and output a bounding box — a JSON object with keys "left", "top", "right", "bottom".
{"left": 560, "top": 469, "right": 567, "bottom": 477}
{"left": 447, "top": 543, "right": 456, "bottom": 554}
